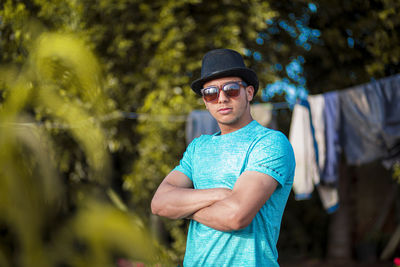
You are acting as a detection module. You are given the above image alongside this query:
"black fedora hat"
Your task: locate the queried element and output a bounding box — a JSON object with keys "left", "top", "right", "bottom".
{"left": 191, "top": 48, "right": 259, "bottom": 96}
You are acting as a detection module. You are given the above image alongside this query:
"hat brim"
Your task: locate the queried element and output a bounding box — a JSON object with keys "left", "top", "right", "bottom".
{"left": 191, "top": 67, "right": 259, "bottom": 96}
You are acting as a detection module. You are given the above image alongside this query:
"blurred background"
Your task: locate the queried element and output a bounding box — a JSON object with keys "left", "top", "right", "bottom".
{"left": 0, "top": 0, "right": 399, "bottom": 266}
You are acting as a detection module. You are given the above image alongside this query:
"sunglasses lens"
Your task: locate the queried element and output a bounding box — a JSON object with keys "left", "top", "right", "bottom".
{"left": 223, "top": 83, "right": 240, "bottom": 97}
{"left": 202, "top": 82, "right": 243, "bottom": 102}
{"left": 202, "top": 87, "right": 219, "bottom": 102}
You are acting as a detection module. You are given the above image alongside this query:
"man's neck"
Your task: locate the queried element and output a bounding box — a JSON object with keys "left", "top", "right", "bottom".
{"left": 219, "top": 117, "right": 253, "bottom": 135}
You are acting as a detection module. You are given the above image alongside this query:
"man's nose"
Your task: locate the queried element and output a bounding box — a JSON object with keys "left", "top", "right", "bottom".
{"left": 218, "top": 89, "right": 229, "bottom": 103}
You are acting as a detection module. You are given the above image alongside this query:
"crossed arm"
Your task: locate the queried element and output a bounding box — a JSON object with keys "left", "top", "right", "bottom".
{"left": 151, "top": 170, "right": 278, "bottom": 231}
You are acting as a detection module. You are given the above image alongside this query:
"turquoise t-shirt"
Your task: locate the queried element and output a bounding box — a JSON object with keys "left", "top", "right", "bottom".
{"left": 173, "top": 120, "right": 295, "bottom": 267}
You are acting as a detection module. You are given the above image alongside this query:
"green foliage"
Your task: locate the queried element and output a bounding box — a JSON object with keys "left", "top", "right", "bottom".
{"left": 0, "top": 32, "right": 164, "bottom": 266}
{"left": 265, "top": 0, "right": 400, "bottom": 93}
{"left": 0, "top": 0, "right": 31, "bottom": 64}
{"left": 1, "top": 0, "right": 399, "bottom": 265}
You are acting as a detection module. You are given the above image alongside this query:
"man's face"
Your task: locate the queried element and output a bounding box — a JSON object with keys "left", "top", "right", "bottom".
{"left": 202, "top": 76, "right": 254, "bottom": 127}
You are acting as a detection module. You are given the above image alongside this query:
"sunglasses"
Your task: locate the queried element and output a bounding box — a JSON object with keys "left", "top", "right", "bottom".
{"left": 201, "top": 81, "right": 247, "bottom": 102}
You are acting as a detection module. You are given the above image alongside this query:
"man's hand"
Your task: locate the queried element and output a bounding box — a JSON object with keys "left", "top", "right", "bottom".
{"left": 151, "top": 170, "right": 232, "bottom": 219}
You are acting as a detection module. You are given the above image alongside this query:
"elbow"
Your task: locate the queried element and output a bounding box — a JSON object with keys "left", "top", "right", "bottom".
{"left": 229, "top": 216, "right": 251, "bottom": 231}
{"left": 150, "top": 196, "right": 161, "bottom": 216}
{"left": 227, "top": 209, "right": 252, "bottom": 231}
{"left": 151, "top": 197, "right": 180, "bottom": 219}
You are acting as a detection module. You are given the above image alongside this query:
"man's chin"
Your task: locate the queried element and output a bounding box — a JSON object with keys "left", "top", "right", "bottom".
{"left": 217, "top": 117, "right": 239, "bottom": 126}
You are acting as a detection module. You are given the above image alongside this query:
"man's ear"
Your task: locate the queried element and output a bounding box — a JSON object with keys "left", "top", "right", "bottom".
{"left": 246, "top": 85, "right": 255, "bottom": 102}
{"left": 202, "top": 97, "right": 209, "bottom": 109}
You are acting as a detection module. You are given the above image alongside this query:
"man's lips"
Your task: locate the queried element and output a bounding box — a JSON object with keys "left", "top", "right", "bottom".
{"left": 217, "top": 107, "right": 232, "bottom": 114}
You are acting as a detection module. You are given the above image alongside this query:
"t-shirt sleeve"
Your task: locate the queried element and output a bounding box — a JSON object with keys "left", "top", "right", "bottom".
{"left": 244, "top": 131, "right": 295, "bottom": 186}
{"left": 172, "top": 137, "right": 198, "bottom": 181}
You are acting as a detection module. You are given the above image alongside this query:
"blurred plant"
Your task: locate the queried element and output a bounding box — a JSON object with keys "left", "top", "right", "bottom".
{"left": 2, "top": 0, "right": 399, "bottom": 265}
{"left": 0, "top": 31, "right": 165, "bottom": 266}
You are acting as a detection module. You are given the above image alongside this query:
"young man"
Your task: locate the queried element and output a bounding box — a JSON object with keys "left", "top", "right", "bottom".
{"left": 151, "top": 49, "right": 295, "bottom": 266}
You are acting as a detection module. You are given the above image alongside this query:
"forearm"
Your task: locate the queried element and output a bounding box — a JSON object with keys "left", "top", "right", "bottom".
{"left": 151, "top": 183, "right": 231, "bottom": 219}
{"left": 190, "top": 196, "right": 242, "bottom": 232}
{"left": 191, "top": 171, "right": 279, "bottom": 231}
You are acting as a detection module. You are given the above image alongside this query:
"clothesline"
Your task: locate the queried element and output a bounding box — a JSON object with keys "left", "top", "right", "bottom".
{"left": 121, "top": 111, "right": 187, "bottom": 122}
{"left": 1, "top": 102, "right": 290, "bottom": 129}
{"left": 0, "top": 111, "right": 187, "bottom": 129}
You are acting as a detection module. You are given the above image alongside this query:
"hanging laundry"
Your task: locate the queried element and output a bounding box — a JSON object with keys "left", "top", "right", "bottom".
{"left": 185, "top": 110, "right": 220, "bottom": 144}
{"left": 309, "top": 95, "right": 339, "bottom": 212}
{"left": 339, "top": 74, "right": 400, "bottom": 168}
{"left": 290, "top": 96, "right": 339, "bottom": 213}
{"left": 250, "top": 103, "right": 277, "bottom": 129}
{"left": 309, "top": 95, "right": 326, "bottom": 175}
{"left": 290, "top": 101, "right": 318, "bottom": 200}
{"left": 322, "top": 91, "right": 341, "bottom": 186}
{"left": 316, "top": 185, "right": 339, "bottom": 213}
